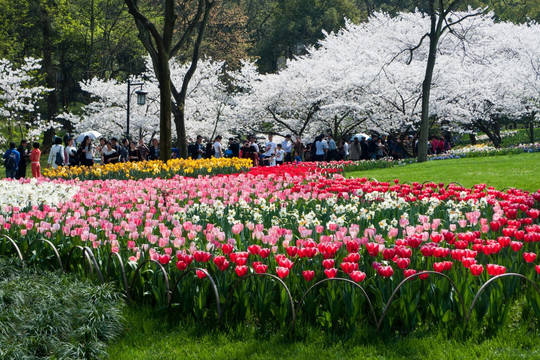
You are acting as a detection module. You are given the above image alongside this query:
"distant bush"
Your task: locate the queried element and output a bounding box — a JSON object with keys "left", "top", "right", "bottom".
{"left": 0, "top": 258, "right": 124, "bottom": 359}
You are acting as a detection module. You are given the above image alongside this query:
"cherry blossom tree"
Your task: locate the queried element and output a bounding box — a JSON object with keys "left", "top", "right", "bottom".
{"left": 62, "top": 58, "right": 235, "bottom": 142}
{"left": 0, "top": 58, "right": 52, "bottom": 145}
{"left": 231, "top": 11, "right": 540, "bottom": 148}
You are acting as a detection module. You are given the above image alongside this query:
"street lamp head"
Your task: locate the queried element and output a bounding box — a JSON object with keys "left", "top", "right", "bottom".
{"left": 136, "top": 90, "right": 148, "bottom": 105}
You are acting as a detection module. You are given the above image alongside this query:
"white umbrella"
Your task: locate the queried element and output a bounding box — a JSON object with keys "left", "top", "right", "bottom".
{"left": 76, "top": 131, "right": 102, "bottom": 144}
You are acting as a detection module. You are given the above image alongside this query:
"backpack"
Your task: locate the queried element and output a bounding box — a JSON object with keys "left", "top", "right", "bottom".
{"left": 4, "top": 150, "right": 17, "bottom": 170}
{"left": 54, "top": 146, "right": 64, "bottom": 166}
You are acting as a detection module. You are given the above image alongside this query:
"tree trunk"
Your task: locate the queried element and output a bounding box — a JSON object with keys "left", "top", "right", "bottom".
{"left": 157, "top": 57, "right": 172, "bottom": 162}
{"left": 469, "top": 133, "right": 476, "bottom": 145}
{"left": 41, "top": 0, "right": 58, "bottom": 150}
{"left": 530, "top": 120, "right": 534, "bottom": 144}
{"left": 418, "top": 10, "right": 440, "bottom": 163}
{"left": 172, "top": 106, "right": 188, "bottom": 158}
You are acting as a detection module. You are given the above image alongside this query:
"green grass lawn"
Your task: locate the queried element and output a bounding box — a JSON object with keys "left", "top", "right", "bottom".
{"left": 348, "top": 153, "right": 540, "bottom": 192}
{"left": 107, "top": 306, "right": 540, "bottom": 360}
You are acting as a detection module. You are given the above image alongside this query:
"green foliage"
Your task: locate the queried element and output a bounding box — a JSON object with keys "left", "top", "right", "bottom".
{"left": 0, "top": 258, "right": 124, "bottom": 359}
{"left": 108, "top": 304, "right": 540, "bottom": 360}
{"left": 347, "top": 152, "right": 540, "bottom": 192}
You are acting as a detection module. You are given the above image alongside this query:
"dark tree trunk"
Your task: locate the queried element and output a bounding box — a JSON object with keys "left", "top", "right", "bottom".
{"left": 41, "top": 0, "right": 58, "bottom": 150}
{"left": 156, "top": 57, "right": 172, "bottom": 162}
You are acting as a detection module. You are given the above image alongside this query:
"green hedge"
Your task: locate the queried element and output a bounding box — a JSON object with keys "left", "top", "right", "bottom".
{"left": 0, "top": 258, "right": 124, "bottom": 359}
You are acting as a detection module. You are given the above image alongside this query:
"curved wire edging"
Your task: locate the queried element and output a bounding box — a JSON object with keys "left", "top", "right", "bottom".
{"left": 171, "top": 267, "right": 222, "bottom": 321}
{"left": 0, "top": 234, "right": 24, "bottom": 264}
{"left": 129, "top": 259, "right": 171, "bottom": 307}
{"left": 377, "top": 271, "right": 466, "bottom": 331}
{"left": 107, "top": 251, "right": 130, "bottom": 302}
{"left": 65, "top": 246, "right": 104, "bottom": 284}
{"left": 446, "top": 182, "right": 464, "bottom": 189}
{"left": 296, "top": 277, "right": 377, "bottom": 327}
{"left": 25, "top": 238, "right": 64, "bottom": 270}
{"left": 222, "top": 273, "right": 296, "bottom": 328}
{"left": 464, "top": 273, "right": 540, "bottom": 328}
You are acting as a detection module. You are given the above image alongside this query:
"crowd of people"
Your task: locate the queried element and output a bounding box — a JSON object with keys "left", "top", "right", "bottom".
{"left": 193, "top": 132, "right": 452, "bottom": 166}
{"left": 3, "top": 131, "right": 453, "bottom": 178}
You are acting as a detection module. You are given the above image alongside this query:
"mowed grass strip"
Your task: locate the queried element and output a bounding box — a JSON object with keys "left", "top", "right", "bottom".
{"left": 107, "top": 306, "right": 540, "bottom": 360}
{"left": 348, "top": 153, "right": 540, "bottom": 192}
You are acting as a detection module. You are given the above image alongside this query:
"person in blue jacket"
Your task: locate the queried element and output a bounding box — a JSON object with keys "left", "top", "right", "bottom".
{"left": 3, "top": 142, "right": 21, "bottom": 179}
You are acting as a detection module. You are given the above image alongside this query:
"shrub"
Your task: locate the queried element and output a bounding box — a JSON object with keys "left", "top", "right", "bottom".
{"left": 0, "top": 258, "right": 124, "bottom": 359}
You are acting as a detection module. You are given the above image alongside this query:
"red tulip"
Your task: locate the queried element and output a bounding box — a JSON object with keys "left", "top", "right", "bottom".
{"left": 176, "top": 260, "right": 187, "bottom": 271}
{"left": 346, "top": 240, "right": 360, "bottom": 253}
{"left": 487, "top": 264, "right": 506, "bottom": 276}
{"left": 286, "top": 246, "right": 298, "bottom": 257}
{"left": 302, "top": 270, "right": 315, "bottom": 281}
{"left": 196, "top": 269, "right": 207, "bottom": 279}
{"left": 383, "top": 248, "right": 395, "bottom": 260}
{"left": 259, "top": 248, "right": 271, "bottom": 258}
{"left": 322, "top": 259, "right": 335, "bottom": 269}
{"left": 366, "top": 242, "right": 379, "bottom": 257}
{"left": 404, "top": 269, "right": 417, "bottom": 278}
{"left": 433, "top": 262, "right": 445, "bottom": 272}
{"left": 248, "top": 244, "right": 261, "bottom": 255}
{"left": 221, "top": 243, "right": 233, "bottom": 254}
{"left": 349, "top": 270, "right": 366, "bottom": 282}
{"left": 536, "top": 265, "right": 540, "bottom": 274}
{"left": 276, "top": 266, "right": 289, "bottom": 278}
{"left": 194, "top": 250, "right": 212, "bottom": 262}
{"left": 461, "top": 257, "right": 477, "bottom": 268}
{"left": 377, "top": 265, "right": 394, "bottom": 278}
{"left": 340, "top": 261, "right": 358, "bottom": 274}
{"left": 418, "top": 272, "right": 429, "bottom": 280}
{"left": 490, "top": 221, "right": 501, "bottom": 232}
{"left": 235, "top": 265, "right": 248, "bottom": 277}
{"left": 278, "top": 257, "right": 294, "bottom": 269}
{"left": 254, "top": 263, "right": 267, "bottom": 274}
{"left": 395, "top": 257, "right": 410, "bottom": 269}
{"left": 523, "top": 252, "right": 537, "bottom": 263}
{"left": 345, "top": 252, "right": 360, "bottom": 263}
{"left": 324, "top": 267, "right": 338, "bottom": 278}
{"left": 420, "top": 245, "right": 434, "bottom": 257}
{"left": 158, "top": 254, "right": 171, "bottom": 265}
{"left": 510, "top": 241, "right": 523, "bottom": 252}
{"left": 470, "top": 264, "right": 484, "bottom": 276}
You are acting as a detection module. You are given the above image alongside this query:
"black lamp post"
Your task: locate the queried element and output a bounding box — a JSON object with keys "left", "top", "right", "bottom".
{"left": 126, "top": 79, "right": 147, "bottom": 139}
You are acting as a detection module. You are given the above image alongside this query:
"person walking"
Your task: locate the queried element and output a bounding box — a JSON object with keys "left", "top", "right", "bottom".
{"left": 48, "top": 137, "right": 65, "bottom": 169}
{"left": 326, "top": 134, "right": 337, "bottom": 161}
{"left": 293, "top": 136, "right": 305, "bottom": 162}
{"left": 3, "top": 142, "right": 20, "bottom": 179}
{"left": 30, "top": 142, "right": 41, "bottom": 177}
{"left": 148, "top": 138, "right": 160, "bottom": 160}
{"left": 65, "top": 138, "right": 78, "bottom": 166}
{"left": 16, "top": 139, "right": 29, "bottom": 179}
{"left": 281, "top": 135, "right": 293, "bottom": 163}
{"left": 213, "top": 136, "right": 223, "bottom": 158}
{"left": 315, "top": 135, "right": 328, "bottom": 161}
{"left": 77, "top": 136, "right": 94, "bottom": 167}
{"left": 349, "top": 137, "right": 361, "bottom": 161}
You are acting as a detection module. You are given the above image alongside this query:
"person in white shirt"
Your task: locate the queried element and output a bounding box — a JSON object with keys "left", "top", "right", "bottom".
{"left": 65, "top": 138, "right": 78, "bottom": 166}
{"left": 47, "top": 137, "right": 65, "bottom": 169}
{"left": 213, "top": 136, "right": 223, "bottom": 158}
{"left": 262, "top": 134, "right": 276, "bottom": 166}
{"left": 343, "top": 139, "right": 350, "bottom": 160}
{"left": 315, "top": 134, "right": 328, "bottom": 161}
{"left": 281, "top": 134, "right": 293, "bottom": 162}
{"left": 275, "top": 144, "right": 285, "bottom": 165}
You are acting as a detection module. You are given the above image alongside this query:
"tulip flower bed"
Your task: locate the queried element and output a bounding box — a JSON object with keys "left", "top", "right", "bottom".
{"left": 429, "top": 143, "right": 540, "bottom": 161}
{"left": 42, "top": 157, "right": 253, "bottom": 180}
{"left": 1, "top": 165, "right": 540, "bottom": 332}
